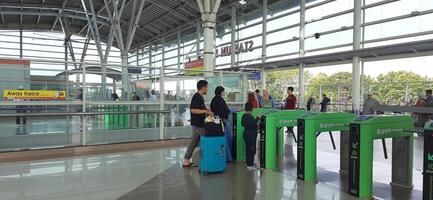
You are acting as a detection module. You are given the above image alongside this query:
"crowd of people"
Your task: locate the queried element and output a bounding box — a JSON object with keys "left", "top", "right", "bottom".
{"left": 160, "top": 80, "right": 433, "bottom": 171}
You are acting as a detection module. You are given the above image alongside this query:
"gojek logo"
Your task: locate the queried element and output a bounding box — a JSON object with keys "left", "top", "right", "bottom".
{"left": 279, "top": 119, "right": 296, "bottom": 125}
{"left": 376, "top": 128, "right": 403, "bottom": 136}
{"left": 319, "top": 123, "right": 344, "bottom": 129}
{"left": 351, "top": 142, "right": 359, "bottom": 158}
{"left": 428, "top": 153, "right": 433, "bottom": 171}
{"left": 428, "top": 153, "right": 433, "bottom": 161}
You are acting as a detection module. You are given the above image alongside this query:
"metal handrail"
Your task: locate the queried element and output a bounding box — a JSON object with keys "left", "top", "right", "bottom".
{"left": 0, "top": 110, "right": 170, "bottom": 118}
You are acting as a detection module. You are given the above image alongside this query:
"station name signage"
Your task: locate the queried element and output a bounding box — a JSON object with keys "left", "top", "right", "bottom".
{"left": 216, "top": 40, "right": 254, "bottom": 57}
{"left": 3, "top": 90, "right": 66, "bottom": 100}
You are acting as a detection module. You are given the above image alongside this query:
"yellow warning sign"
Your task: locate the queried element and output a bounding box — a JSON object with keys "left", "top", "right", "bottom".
{"left": 3, "top": 90, "right": 66, "bottom": 100}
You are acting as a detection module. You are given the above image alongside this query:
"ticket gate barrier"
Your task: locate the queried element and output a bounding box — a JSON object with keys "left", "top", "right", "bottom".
{"left": 423, "top": 120, "right": 433, "bottom": 200}
{"left": 258, "top": 110, "right": 307, "bottom": 169}
{"left": 348, "top": 115, "right": 414, "bottom": 199}
{"left": 104, "top": 105, "right": 129, "bottom": 128}
{"left": 234, "top": 108, "right": 273, "bottom": 161}
{"left": 296, "top": 112, "right": 356, "bottom": 182}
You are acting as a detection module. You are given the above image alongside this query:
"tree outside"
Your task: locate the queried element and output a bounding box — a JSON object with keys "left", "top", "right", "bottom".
{"left": 249, "top": 69, "right": 431, "bottom": 107}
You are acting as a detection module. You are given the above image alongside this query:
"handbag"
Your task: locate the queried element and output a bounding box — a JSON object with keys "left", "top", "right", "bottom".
{"left": 203, "top": 115, "right": 224, "bottom": 136}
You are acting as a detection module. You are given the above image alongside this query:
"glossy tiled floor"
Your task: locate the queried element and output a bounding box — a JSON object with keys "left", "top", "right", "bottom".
{"left": 0, "top": 132, "right": 424, "bottom": 200}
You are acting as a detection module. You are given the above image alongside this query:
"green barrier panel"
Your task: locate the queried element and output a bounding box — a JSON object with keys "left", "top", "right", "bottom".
{"left": 113, "top": 105, "right": 119, "bottom": 127}
{"left": 348, "top": 115, "right": 414, "bottom": 199}
{"left": 296, "top": 112, "right": 356, "bottom": 182}
{"left": 423, "top": 121, "right": 433, "bottom": 200}
{"left": 259, "top": 110, "right": 307, "bottom": 169}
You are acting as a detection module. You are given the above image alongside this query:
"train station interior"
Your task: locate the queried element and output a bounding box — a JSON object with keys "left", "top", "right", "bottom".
{"left": 0, "top": 0, "right": 433, "bottom": 199}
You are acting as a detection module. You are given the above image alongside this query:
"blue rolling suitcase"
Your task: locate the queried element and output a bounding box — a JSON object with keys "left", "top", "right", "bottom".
{"left": 199, "top": 136, "right": 226, "bottom": 174}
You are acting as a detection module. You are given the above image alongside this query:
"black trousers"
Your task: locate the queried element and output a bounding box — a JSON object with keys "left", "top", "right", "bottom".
{"left": 244, "top": 133, "right": 257, "bottom": 167}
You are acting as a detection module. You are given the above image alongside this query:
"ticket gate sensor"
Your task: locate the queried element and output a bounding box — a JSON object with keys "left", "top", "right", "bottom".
{"left": 296, "top": 112, "right": 356, "bottom": 182}
{"left": 258, "top": 110, "right": 307, "bottom": 169}
{"left": 234, "top": 108, "right": 274, "bottom": 161}
{"left": 423, "top": 120, "right": 433, "bottom": 200}
{"left": 348, "top": 115, "right": 414, "bottom": 199}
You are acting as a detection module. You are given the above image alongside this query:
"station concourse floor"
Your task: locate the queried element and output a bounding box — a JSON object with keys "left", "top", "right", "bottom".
{"left": 0, "top": 132, "right": 424, "bottom": 200}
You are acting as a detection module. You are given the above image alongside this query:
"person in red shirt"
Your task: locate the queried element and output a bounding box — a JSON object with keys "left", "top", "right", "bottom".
{"left": 285, "top": 87, "right": 297, "bottom": 110}
{"left": 248, "top": 92, "right": 259, "bottom": 108}
{"left": 285, "top": 87, "right": 297, "bottom": 137}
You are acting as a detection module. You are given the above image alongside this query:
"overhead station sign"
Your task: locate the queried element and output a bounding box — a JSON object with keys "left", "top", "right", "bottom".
{"left": 184, "top": 59, "right": 204, "bottom": 76}
{"left": 3, "top": 90, "right": 66, "bottom": 100}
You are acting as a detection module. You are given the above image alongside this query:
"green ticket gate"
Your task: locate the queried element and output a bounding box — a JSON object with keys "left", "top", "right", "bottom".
{"left": 104, "top": 105, "right": 129, "bottom": 128}
{"left": 296, "top": 112, "right": 356, "bottom": 182}
{"left": 423, "top": 121, "right": 433, "bottom": 200}
{"left": 234, "top": 108, "right": 274, "bottom": 161}
{"left": 258, "top": 110, "right": 307, "bottom": 169}
{"left": 348, "top": 115, "right": 414, "bottom": 199}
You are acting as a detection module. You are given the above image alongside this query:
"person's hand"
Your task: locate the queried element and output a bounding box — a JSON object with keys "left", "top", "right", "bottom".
{"left": 206, "top": 110, "right": 214, "bottom": 116}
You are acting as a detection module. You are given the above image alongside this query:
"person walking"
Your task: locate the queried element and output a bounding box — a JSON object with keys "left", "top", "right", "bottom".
{"left": 260, "top": 89, "right": 274, "bottom": 108}
{"left": 306, "top": 96, "right": 315, "bottom": 111}
{"left": 320, "top": 94, "right": 331, "bottom": 112}
{"left": 362, "top": 94, "right": 380, "bottom": 115}
{"left": 112, "top": 93, "right": 120, "bottom": 101}
{"left": 183, "top": 80, "right": 214, "bottom": 167}
{"left": 210, "top": 86, "right": 233, "bottom": 161}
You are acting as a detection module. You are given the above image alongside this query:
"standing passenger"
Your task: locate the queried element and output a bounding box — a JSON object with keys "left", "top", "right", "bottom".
{"left": 242, "top": 102, "right": 262, "bottom": 170}
{"left": 285, "top": 87, "right": 296, "bottom": 136}
{"left": 210, "top": 86, "right": 232, "bottom": 161}
{"left": 248, "top": 92, "right": 259, "bottom": 108}
{"left": 362, "top": 94, "right": 380, "bottom": 115}
{"left": 183, "top": 80, "right": 214, "bottom": 167}
{"left": 260, "top": 89, "right": 274, "bottom": 108}
{"left": 320, "top": 94, "right": 331, "bottom": 112}
{"left": 255, "top": 89, "right": 262, "bottom": 107}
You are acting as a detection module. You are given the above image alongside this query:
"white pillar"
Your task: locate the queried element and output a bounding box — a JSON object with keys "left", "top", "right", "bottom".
{"left": 261, "top": 0, "right": 267, "bottom": 90}
{"left": 298, "top": 0, "right": 306, "bottom": 108}
{"left": 159, "top": 38, "right": 165, "bottom": 139}
{"left": 203, "top": 25, "right": 215, "bottom": 72}
{"left": 121, "top": 53, "right": 129, "bottom": 100}
{"left": 197, "top": 0, "right": 221, "bottom": 73}
{"left": 352, "top": 0, "right": 362, "bottom": 113}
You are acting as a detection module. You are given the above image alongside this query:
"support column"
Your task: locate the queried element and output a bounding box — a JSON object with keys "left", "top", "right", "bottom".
{"left": 121, "top": 53, "right": 129, "bottom": 100}
{"left": 176, "top": 31, "right": 182, "bottom": 123}
{"left": 149, "top": 44, "right": 152, "bottom": 82}
{"left": 159, "top": 38, "right": 165, "bottom": 140}
{"left": 196, "top": 0, "right": 222, "bottom": 73}
{"left": 298, "top": 0, "right": 306, "bottom": 108}
{"left": 352, "top": 0, "right": 362, "bottom": 114}
{"left": 261, "top": 0, "right": 267, "bottom": 90}
{"left": 230, "top": 6, "right": 236, "bottom": 68}
{"left": 19, "top": 24, "right": 23, "bottom": 58}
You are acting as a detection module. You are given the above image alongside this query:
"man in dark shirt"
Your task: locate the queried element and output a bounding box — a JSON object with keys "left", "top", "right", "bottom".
{"left": 320, "top": 94, "right": 331, "bottom": 112}
{"left": 183, "top": 80, "right": 214, "bottom": 167}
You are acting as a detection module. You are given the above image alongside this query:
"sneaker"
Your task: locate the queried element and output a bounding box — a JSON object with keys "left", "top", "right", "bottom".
{"left": 247, "top": 166, "right": 256, "bottom": 171}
